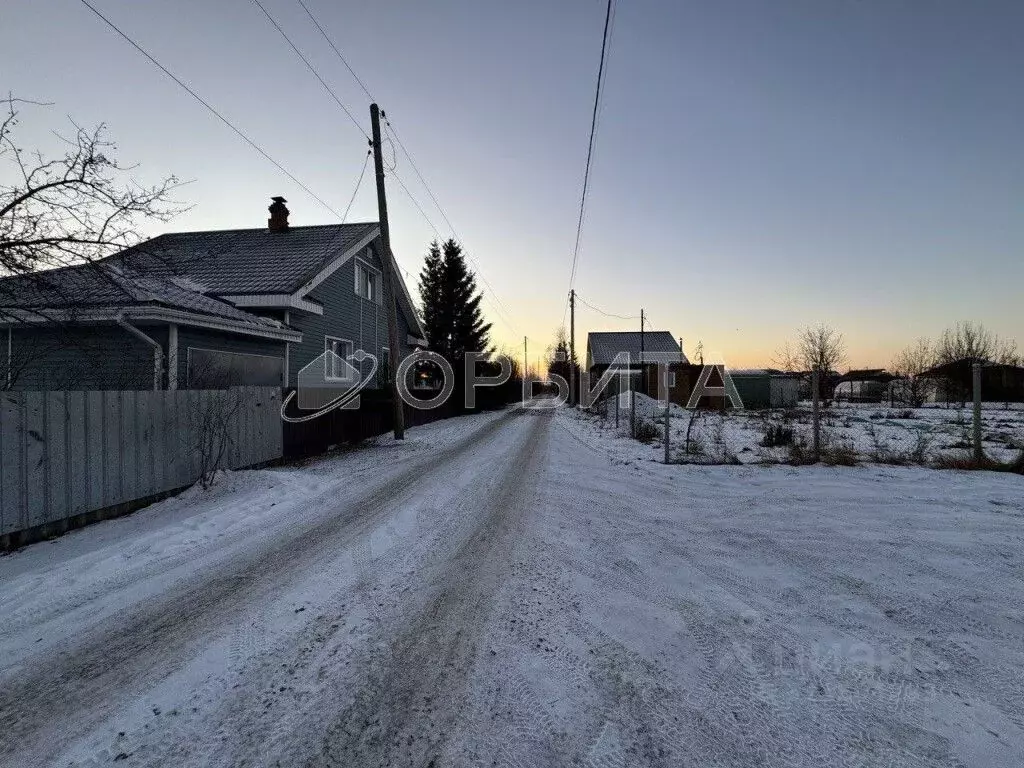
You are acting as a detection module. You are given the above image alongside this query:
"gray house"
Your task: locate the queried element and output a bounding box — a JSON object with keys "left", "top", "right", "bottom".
{"left": 586, "top": 331, "right": 688, "bottom": 375}
{"left": 0, "top": 198, "right": 427, "bottom": 391}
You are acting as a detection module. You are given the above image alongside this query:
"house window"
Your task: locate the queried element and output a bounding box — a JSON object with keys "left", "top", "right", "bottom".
{"left": 325, "top": 336, "right": 354, "bottom": 380}
{"left": 186, "top": 348, "right": 284, "bottom": 388}
{"left": 355, "top": 259, "right": 380, "bottom": 303}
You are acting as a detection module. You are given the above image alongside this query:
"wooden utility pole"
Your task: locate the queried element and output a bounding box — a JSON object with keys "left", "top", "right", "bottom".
{"left": 523, "top": 336, "right": 528, "bottom": 395}
{"left": 640, "top": 308, "right": 646, "bottom": 396}
{"left": 569, "top": 289, "right": 576, "bottom": 406}
{"left": 370, "top": 103, "right": 405, "bottom": 440}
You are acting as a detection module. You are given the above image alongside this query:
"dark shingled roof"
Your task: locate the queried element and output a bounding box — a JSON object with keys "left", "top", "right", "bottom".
{"left": 103, "top": 222, "right": 380, "bottom": 295}
{"left": 587, "top": 331, "right": 688, "bottom": 366}
{"left": 0, "top": 265, "right": 286, "bottom": 329}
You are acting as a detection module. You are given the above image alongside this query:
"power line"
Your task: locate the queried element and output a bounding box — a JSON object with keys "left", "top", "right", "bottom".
{"left": 78, "top": 0, "right": 343, "bottom": 219}
{"left": 292, "top": 0, "right": 519, "bottom": 334}
{"left": 388, "top": 166, "right": 520, "bottom": 336}
{"left": 341, "top": 149, "right": 372, "bottom": 223}
{"left": 575, "top": 293, "right": 639, "bottom": 321}
{"left": 383, "top": 120, "right": 459, "bottom": 246}
{"left": 313, "top": 149, "right": 373, "bottom": 261}
{"left": 384, "top": 121, "right": 520, "bottom": 330}
{"left": 567, "top": 0, "right": 615, "bottom": 295}
{"left": 251, "top": 0, "right": 369, "bottom": 140}
{"left": 296, "top": 0, "right": 375, "bottom": 102}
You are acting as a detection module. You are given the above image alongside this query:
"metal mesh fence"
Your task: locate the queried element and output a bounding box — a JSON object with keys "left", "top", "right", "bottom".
{"left": 585, "top": 365, "right": 1024, "bottom": 470}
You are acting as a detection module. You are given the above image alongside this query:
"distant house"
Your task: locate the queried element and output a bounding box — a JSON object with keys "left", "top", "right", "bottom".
{"left": 919, "top": 358, "right": 1024, "bottom": 404}
{"left": 0, "top": 198, "right": 427, "bottom": 391}
{"left": 586, "top": 331, "right": 691, "bottom": 401}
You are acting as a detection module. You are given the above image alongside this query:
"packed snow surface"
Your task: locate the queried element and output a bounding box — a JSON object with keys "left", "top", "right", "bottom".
{"left": 1, "top": 405, "right": 1022, "bottom": 766}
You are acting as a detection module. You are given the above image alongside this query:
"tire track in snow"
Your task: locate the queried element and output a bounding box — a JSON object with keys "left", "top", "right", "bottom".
{"left": 304, "top": 409, "right": 552, "bottom": 768}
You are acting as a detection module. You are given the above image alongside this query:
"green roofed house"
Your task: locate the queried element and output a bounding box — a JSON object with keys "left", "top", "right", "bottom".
{"left": 0, "top": 197, "right": 427, "bottom": 391}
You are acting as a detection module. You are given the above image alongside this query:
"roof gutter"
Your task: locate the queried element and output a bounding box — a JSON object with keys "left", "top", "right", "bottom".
{"left": 1, "top": 306, "right": 302, "bottom": 343}
{"left": 116, "top": 313, "right": 163, "bottom": 391}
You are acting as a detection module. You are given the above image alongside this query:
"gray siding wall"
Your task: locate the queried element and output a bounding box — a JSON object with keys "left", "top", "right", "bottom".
{"left": 6, "top": 325, "right": 167, "bottom": 391}
{"left": 288, "top": 241, "right": 416, "bottom": 388}
{"left": 4, "top": 324, "right": 287, "bottom": 391}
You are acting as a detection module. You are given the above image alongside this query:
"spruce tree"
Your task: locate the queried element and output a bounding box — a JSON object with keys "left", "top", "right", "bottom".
{"left": 547, "top": 327, "right": 579, "bottom": 386}
{"left": 418, "top": 241, "right": 446, "bottom": 353}
{"left": 418, "top": 239, "right": 492, "bottom": 364}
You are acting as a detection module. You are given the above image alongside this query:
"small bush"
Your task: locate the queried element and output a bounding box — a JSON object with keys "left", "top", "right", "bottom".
{"left": 933, "top": 450, "right": 1024, "bottom": 473}
{"left": 821, "top": 444, "right": 859, "bottom": 466}
{"left": 761, "top": 424, "right": 795, "bottom": 447}
{"left": 787, "top": 440, "right": 814, "bottom": 466}
{"left": 1008, "top": 451, "right": 1024, "bottom": 474}
{"left": 933, "top": 451, "right": 998, "bottom": 471}
{"left": 633, "top": 419, "right": 661, "bottom": 443}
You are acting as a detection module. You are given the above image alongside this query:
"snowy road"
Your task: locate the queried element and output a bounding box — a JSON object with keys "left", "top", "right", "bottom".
{"left": 1, "top": 406, "right": 1023, "bottom": 766}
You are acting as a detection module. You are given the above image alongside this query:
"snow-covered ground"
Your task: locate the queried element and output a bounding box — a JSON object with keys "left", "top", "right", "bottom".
{"left": 588, "top": 392, "right": 1024, "bottom": 466}
{"left": 1, "top": 404, "right": 1022, "bottom": 766}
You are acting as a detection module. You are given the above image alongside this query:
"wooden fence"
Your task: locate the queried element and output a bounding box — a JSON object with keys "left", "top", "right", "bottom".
{"left": 0, "top": 387, "right": 282, "bottom": 545}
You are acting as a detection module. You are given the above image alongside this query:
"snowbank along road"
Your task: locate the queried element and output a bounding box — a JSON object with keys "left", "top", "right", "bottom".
{"left": 1, "top": 405, "right": 1022, "bottom": 767}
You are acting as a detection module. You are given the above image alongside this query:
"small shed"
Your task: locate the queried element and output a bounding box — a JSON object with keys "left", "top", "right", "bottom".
{"left": 728, "top": 369, "right": 800, "bottom": 409}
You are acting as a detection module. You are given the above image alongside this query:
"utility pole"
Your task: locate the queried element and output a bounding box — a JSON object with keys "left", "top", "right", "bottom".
{"left": 678, "top": 336, "right": 684, "bottom": 363}
{"left": 640, "top": 308, "right": 646, "bottom": 396}
{"left": 523, "top": 336, "right": 528, "bottom": 397}
{"left": 569, "top": 289, "right": 576, "bottom": 407}
{"left": 370, "top": 103, "right": 405, "bottom": 440}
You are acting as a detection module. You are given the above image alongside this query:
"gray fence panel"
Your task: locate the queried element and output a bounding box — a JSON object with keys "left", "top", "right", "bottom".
{"left": 1, "top": 394, "right": 24, "bottom": 534}
{"left": 86, "top": 392, "right": 105, "bottom": 512}
{"left": 25, "top": 392, "right": 47, "bottom": 529}
{"left": 122, "top": 390, "right": 138, "bottom": 507}
{"left": 45, "top": 392, "right": 67, "bottom": 526}
{"left": 67, "top": 391, "right": 89, "bottom": 517}
{"left": 102, "top": 391, "right": 120, "bottom": 509}
{"left": 0, "top": 387, "right": 282, "bottom": 540}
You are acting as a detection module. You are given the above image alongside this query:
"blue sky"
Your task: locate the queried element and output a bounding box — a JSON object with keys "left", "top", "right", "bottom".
{"left": 3, "top": 0, "right": 1022, "bottom": 367}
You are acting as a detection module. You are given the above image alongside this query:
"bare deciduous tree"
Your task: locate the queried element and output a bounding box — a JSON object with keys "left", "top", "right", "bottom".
{"left": 796, "top": 324, "right": 847, "bottom": 375}
{"left": 774, "top": 324, "right": 846, "bottom": 404}
{"left": 0, "top": 95, "right": 186, "bottom": 308}
{"left": 891, "top": 337, "right": 935, "bottom": 407}
{"left": 773, "top": 341, "right": 800, "bottom": 373}
{"left": 935, "top": 321, "right": 1018, "bottom": 366}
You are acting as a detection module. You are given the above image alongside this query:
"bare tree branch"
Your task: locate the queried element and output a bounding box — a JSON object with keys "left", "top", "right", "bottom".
{"left": 0, "top": 96, "right": 189, "bottom": 295}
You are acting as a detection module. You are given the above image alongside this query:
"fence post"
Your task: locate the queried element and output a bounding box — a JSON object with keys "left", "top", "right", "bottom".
{"left": 615, "top": 379, "right": 620, "bottom": 428}
{"left": 664, "top": 396, "right": 671, "bottom": 464}
{"left": 811, "top": 367, "right": 821, "bottom": 462}
{"left": 630, "top": 377, "right": 636, "bottom": 438}
{"left": 973, "top": 362, "right": 983, "bottom": 463}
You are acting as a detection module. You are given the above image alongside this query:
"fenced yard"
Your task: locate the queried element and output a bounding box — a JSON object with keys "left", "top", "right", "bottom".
{"left": 587, "top": 391, "right": 1024, "bottom": 470}
{"left": 0, "top": 387, "right": 282, "bottom": 547}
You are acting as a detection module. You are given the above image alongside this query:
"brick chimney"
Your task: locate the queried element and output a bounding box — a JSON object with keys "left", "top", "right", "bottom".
{"left": 268, "top": 196, "right": 289, "bottom": 232}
